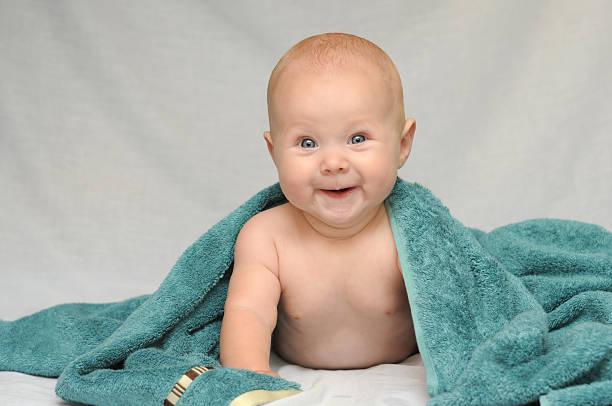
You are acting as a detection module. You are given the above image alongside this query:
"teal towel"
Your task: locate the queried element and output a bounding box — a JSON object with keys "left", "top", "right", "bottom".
{"left": 1, "top": 178, "right": 611, "bottom": 405}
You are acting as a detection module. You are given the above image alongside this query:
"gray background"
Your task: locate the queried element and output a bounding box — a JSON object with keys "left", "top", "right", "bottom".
{"left": 1, "top": 0, "right": 611, "bottom": 319}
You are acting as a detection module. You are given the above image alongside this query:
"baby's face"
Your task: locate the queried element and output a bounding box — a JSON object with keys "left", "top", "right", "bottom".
{"left": 265, "top": 63, "right": 414, "bottom": 231}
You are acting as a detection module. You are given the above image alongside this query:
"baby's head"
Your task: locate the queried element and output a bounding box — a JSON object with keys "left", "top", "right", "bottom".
{"left": 264, "top": 33, "right": 416, "bottom": 231}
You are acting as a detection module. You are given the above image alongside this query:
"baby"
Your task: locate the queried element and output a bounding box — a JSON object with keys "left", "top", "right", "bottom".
{"left": 219, "top": 33, "right": 418, "bottom": 377}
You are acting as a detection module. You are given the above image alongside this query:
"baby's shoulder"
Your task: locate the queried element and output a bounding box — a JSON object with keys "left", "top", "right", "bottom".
{"left": 234, "top": 203, "right": 293, "bottom": 272}
{"left": 238, "top": 202, "right": 293, "bottom": 238}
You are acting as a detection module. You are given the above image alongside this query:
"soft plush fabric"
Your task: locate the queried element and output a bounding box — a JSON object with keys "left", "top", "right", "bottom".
{"left": 0, "top": 182, "right": 300, "bottom": 406}
{"left": 385, "top": 180, "right": 612, "bottom": 405}
{"left": 1, "top": 178, "right": 611, "bottom": 405}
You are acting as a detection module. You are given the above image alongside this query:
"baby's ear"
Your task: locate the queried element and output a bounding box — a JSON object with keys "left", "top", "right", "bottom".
{"left": 263, "top": 131, "right": 275, "bottom": 161}
{"left": 398, "top": 118, "right": 416, "bottom": 168}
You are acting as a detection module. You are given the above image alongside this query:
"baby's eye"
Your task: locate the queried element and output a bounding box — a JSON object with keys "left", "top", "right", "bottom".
{"left": 300, "top": 138, "right": 317, "bottom": 148}
{"left": 349, "top": 134, "right": 366, "bottom": 144}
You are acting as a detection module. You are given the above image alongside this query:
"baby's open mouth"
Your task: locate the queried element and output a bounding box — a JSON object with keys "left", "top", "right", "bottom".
{"left": 321, "top": 187, "right": 355, "bottom": 198}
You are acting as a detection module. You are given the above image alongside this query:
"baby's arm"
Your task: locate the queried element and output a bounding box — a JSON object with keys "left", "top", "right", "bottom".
{"left": 220, "top": 214, "right": 281, "bottom": 377}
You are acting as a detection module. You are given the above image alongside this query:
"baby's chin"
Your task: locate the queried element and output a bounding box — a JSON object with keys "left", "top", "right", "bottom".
{"left": 297, "top": 203, "right": 384, "bottom": 237}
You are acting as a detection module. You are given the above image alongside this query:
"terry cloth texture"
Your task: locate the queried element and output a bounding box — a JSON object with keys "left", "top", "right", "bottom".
{"left": 1, "top": 178, "right": 611, "bottom": 405}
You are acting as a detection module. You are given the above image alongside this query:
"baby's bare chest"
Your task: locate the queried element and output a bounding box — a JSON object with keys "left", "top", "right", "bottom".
{"left": 276, "top": 233, "right": 408, "bottom": 322}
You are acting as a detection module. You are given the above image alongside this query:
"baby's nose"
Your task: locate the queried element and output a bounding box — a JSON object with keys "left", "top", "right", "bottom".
{"left": 320, "top": 152, "right": 349, "bottom": 175}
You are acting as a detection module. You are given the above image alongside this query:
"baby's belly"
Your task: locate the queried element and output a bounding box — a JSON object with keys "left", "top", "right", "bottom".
{"left": 272, "top": 301, "right": 418, "bottom": 369}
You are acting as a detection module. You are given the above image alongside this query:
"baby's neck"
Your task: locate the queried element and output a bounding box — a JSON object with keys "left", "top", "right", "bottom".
{"left": 298, "top": 203, "right": 386, "bottom": 241}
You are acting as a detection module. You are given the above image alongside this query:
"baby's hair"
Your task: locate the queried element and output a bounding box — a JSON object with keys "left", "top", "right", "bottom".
{"left": 267, "top": 33, "right": 405, "bottom": 133}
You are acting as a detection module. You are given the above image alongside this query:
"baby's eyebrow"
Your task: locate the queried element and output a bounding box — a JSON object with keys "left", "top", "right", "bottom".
{"left": 288, "top": 118, "right": 375, "bottom": 132}
{"left": 285, "top": 122, "right": 313, "bottom": 133}
{"left": 345, "top": 117, "right": 374, "bottom": 126}
{"left": 344, "top": 120, "right": 378, "bottom": 133}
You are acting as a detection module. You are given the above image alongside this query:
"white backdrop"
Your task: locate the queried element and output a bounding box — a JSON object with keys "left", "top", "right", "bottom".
{"left": 1, "top": 0, "right": 611, "bottom": 324}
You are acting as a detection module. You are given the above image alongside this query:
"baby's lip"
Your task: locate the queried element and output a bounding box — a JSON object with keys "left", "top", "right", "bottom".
{"left": 321, "top": 186, "right": 354, "bottom": 192}
{"left": 319, "top": 186, "right": 357, "bottom": 198}
{"left": 320, "top": 185, "right": 357, "bottom": 191}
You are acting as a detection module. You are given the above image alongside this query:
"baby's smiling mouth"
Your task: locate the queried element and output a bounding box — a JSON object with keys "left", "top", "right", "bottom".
{"left": 320, "top": 186, "right": 356, "bottom": 198}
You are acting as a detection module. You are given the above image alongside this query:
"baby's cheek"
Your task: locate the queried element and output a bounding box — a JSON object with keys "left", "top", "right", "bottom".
{"left": 278, "top": 172, "right": 307, "bottom": 202}
{"left": 369, "top": 155, "right": 396, "bottom": 177}
{"left": 369, "top": 159, "right": 398, "bottom": 194}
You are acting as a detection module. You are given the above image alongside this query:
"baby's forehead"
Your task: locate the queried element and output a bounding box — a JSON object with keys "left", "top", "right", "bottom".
{"left": 272, "top": 57, "right": 397, "bottom": 106}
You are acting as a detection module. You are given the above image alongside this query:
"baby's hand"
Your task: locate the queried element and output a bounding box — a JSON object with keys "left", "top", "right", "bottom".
{"left": 252, "top": 369, "right": 281, "bottom": 378}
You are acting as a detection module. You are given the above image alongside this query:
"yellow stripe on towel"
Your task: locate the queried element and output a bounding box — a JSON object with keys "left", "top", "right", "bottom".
{"left": 164, "top": 366, "right": 300, "bottom": 406}
{"left": 228, "top": 389, "right": 301, "bottom": 406}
